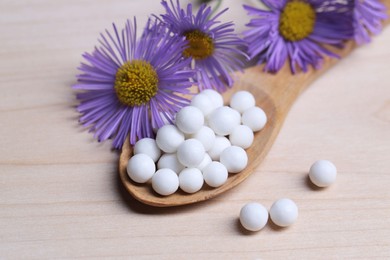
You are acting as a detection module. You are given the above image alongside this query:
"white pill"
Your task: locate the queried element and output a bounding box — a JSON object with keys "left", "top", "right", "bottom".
{"left": 156, "top": 124, "right": 184, "bottom": 153}
{"left": 239, "top": 202, "right": 269, "bottom": 231}
{"left": 175, "top": 106, "right": 204, "bottom": 134}
{"left": 269, "top": 198, "right": 298, "bottom": 227}
{"left": 208, "top": 136, "right": 231, "bottom": 161}
{"left": 152, "top": 168, "right": 179, "bottom": 196}
{"left": 196, "top": 153, "right": 212, "bottom": 171}
{"left": 190, "top": 126, "right": 216, "bottom": 151}
{"left": 220, "top": 146, "right": 248, "bottom": 173}
{"left": 242, "top": 106, "right": 267, "bottom": 132}
{"left": 177, "top": 139, "right": 205, "bottom": 167}
{"left": 133, "top": 138, "right": 161, "bottom": 162}
{"left": 208, "top": 106, "right": 241, "bottom": 136}
{"left": 179, "top": 168, "right": 204, "bottom": 193}
{"left": 229, "top": 125, "right": 254, "bottom": 149}
{"left": 127, "top": 154, "right": 155, "bottom": 183}
{"left": 157, "top": 153, "right": 185, "bottom": 174}
{"left": 201, "top": 89, "right": 224, "bottom": 109}
{"left": 309, "top": 160, "right": 337, "bottom": 187}
{"left": 203, "top": 161, "right": 228, "bottom": 188}
{"left": 230, "top": 91, "right": 256, "bottom": 114}
{"left": 190, "top": 93, "right": 214, "bottom": 117}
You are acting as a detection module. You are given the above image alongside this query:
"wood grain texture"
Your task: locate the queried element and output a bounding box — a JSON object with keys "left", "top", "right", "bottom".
{"left": 1, "top": 0, "right": 389, "bottom": 258}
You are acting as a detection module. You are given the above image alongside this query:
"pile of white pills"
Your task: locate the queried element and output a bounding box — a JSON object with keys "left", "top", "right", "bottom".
{"left": 309, "top": 160, "right": 337, "bottom": 187}
{"left": 127, "top": 88, "right": 338, "bottom": 235}
{"left": 126, "top": 89, "right": 267, "bottom": 196}
{"left": 239, "top": 202, "right": 269, "bottom": 231}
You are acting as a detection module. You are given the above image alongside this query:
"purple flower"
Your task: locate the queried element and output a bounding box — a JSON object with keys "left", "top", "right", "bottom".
{"left": 243, "top": 0, "right": 354, "bottom": 73}
{"left": 160, "top": 0, "right": 247, "bottom": 92}
{"left": 354, "top": 0, "right": 388, "bottom": 44}
{"left": 73, "top": 19, "right": 194, "bottom": 148}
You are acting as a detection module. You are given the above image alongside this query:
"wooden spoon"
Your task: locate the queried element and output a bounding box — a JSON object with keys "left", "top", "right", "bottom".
{"left": 119, "top": 9, "right": 390, "bottom": 206}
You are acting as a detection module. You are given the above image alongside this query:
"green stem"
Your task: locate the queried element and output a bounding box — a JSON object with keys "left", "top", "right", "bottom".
{"left": 210, "top": 0, "right": 223, "bottom": 17}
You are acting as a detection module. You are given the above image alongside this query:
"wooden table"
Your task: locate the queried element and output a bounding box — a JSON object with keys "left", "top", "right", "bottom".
{"left": 1, "top": 0, "right": 389, "bottom": 258}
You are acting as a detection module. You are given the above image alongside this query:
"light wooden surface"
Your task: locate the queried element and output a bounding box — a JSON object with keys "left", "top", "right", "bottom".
{"left": 1, "top": 0, "right": 389, "bottom": 259}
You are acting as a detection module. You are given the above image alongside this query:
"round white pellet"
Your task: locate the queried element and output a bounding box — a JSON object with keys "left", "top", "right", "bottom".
{"left": 208, "top": 136, "right": 231, "bottom": 161}
{"left": 133, "top": 138, "right": 161, "bottom": 162}
{"left": 229, "top": 125, "right": 254, "bottom": 149}
{"left": 156, "top": 124, "right": 184, "bottom": 153}
{"left": 201, "top": 89, "right": 224, "bottom": 109}
{"left": 220, "top": 146, "right": 248, "bottom": 173}
{"left": 157, "top": 153, "right": 185, "bottom": 174}
{"left": 196, "top": 153, "right": 212, "bottom": 171}
{"left": 190, "top": 126, "right": 216, "bottom": 151}
{"left": 190, "top": 93, "right": 214, "bottom": 117}
{"left": 242, "top": 106, "right": 267, "bottom": 132}
{"left": 269, "top": 198, "right": 298, "bottom": 227}
{"left": 309, "top": 160, "right": 337, "bottom": 187}
{"left": 239, "top": 202, "right": 269, "bottom": 232}
{"left": 126, "top": 154, "right": 155, "bottom": 183}
{"left": 203, "top": 162, "right": 228, "bottom": 188}
{"left": 208, "top": 106, "right": 241, "bottom": 136}
{"left": 177, "top": 139, "right": 205, "bottom": 167}
{"left": 230, "top": 91, "right": 256, "bottom": 114}
{"left": 179, "top": 168, "right": 204, "bottom": 193}
{"left": 152, "top": 169, "right": 179, "bottom": 196}
{"left": 175, "top": 106, "right": 204, "bottom": 134}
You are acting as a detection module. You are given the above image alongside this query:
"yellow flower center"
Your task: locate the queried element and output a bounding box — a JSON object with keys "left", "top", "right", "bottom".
{"left": 279, "top": 1, "right": 316, "bottom": 41}
{"left": 183, "top": 30, "right": 214, "bottom": 60}
{"left": 114, "top": 60, "right": 159, "bottom": 106}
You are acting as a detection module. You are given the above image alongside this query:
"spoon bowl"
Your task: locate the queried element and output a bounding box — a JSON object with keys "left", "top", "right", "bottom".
{"left": 120, "top": 81, "right": 277, "bottom": 206}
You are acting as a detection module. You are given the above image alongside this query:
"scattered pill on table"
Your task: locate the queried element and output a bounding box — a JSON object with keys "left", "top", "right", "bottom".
{"left": 309, "top": 160, "right": 337, "bottom": 187}
{"left": 239, "top": 202, "right": 269, "bottom": 231}
{"left": 269, "top": 198, "right": 298, "bottom": 227}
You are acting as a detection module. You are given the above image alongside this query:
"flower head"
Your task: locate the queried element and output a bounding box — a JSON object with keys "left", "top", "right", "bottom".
{"left": 243, "top": 0, "right": 354, "bottom": 73}
{"left": 74, "top": 18, "right": 194, "bottom": 148}
{"left": 354, "top": 0, "right": 388, "bottom": 44}
{"left": 160, "top": 0, "right": 247, "bottom": 92}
